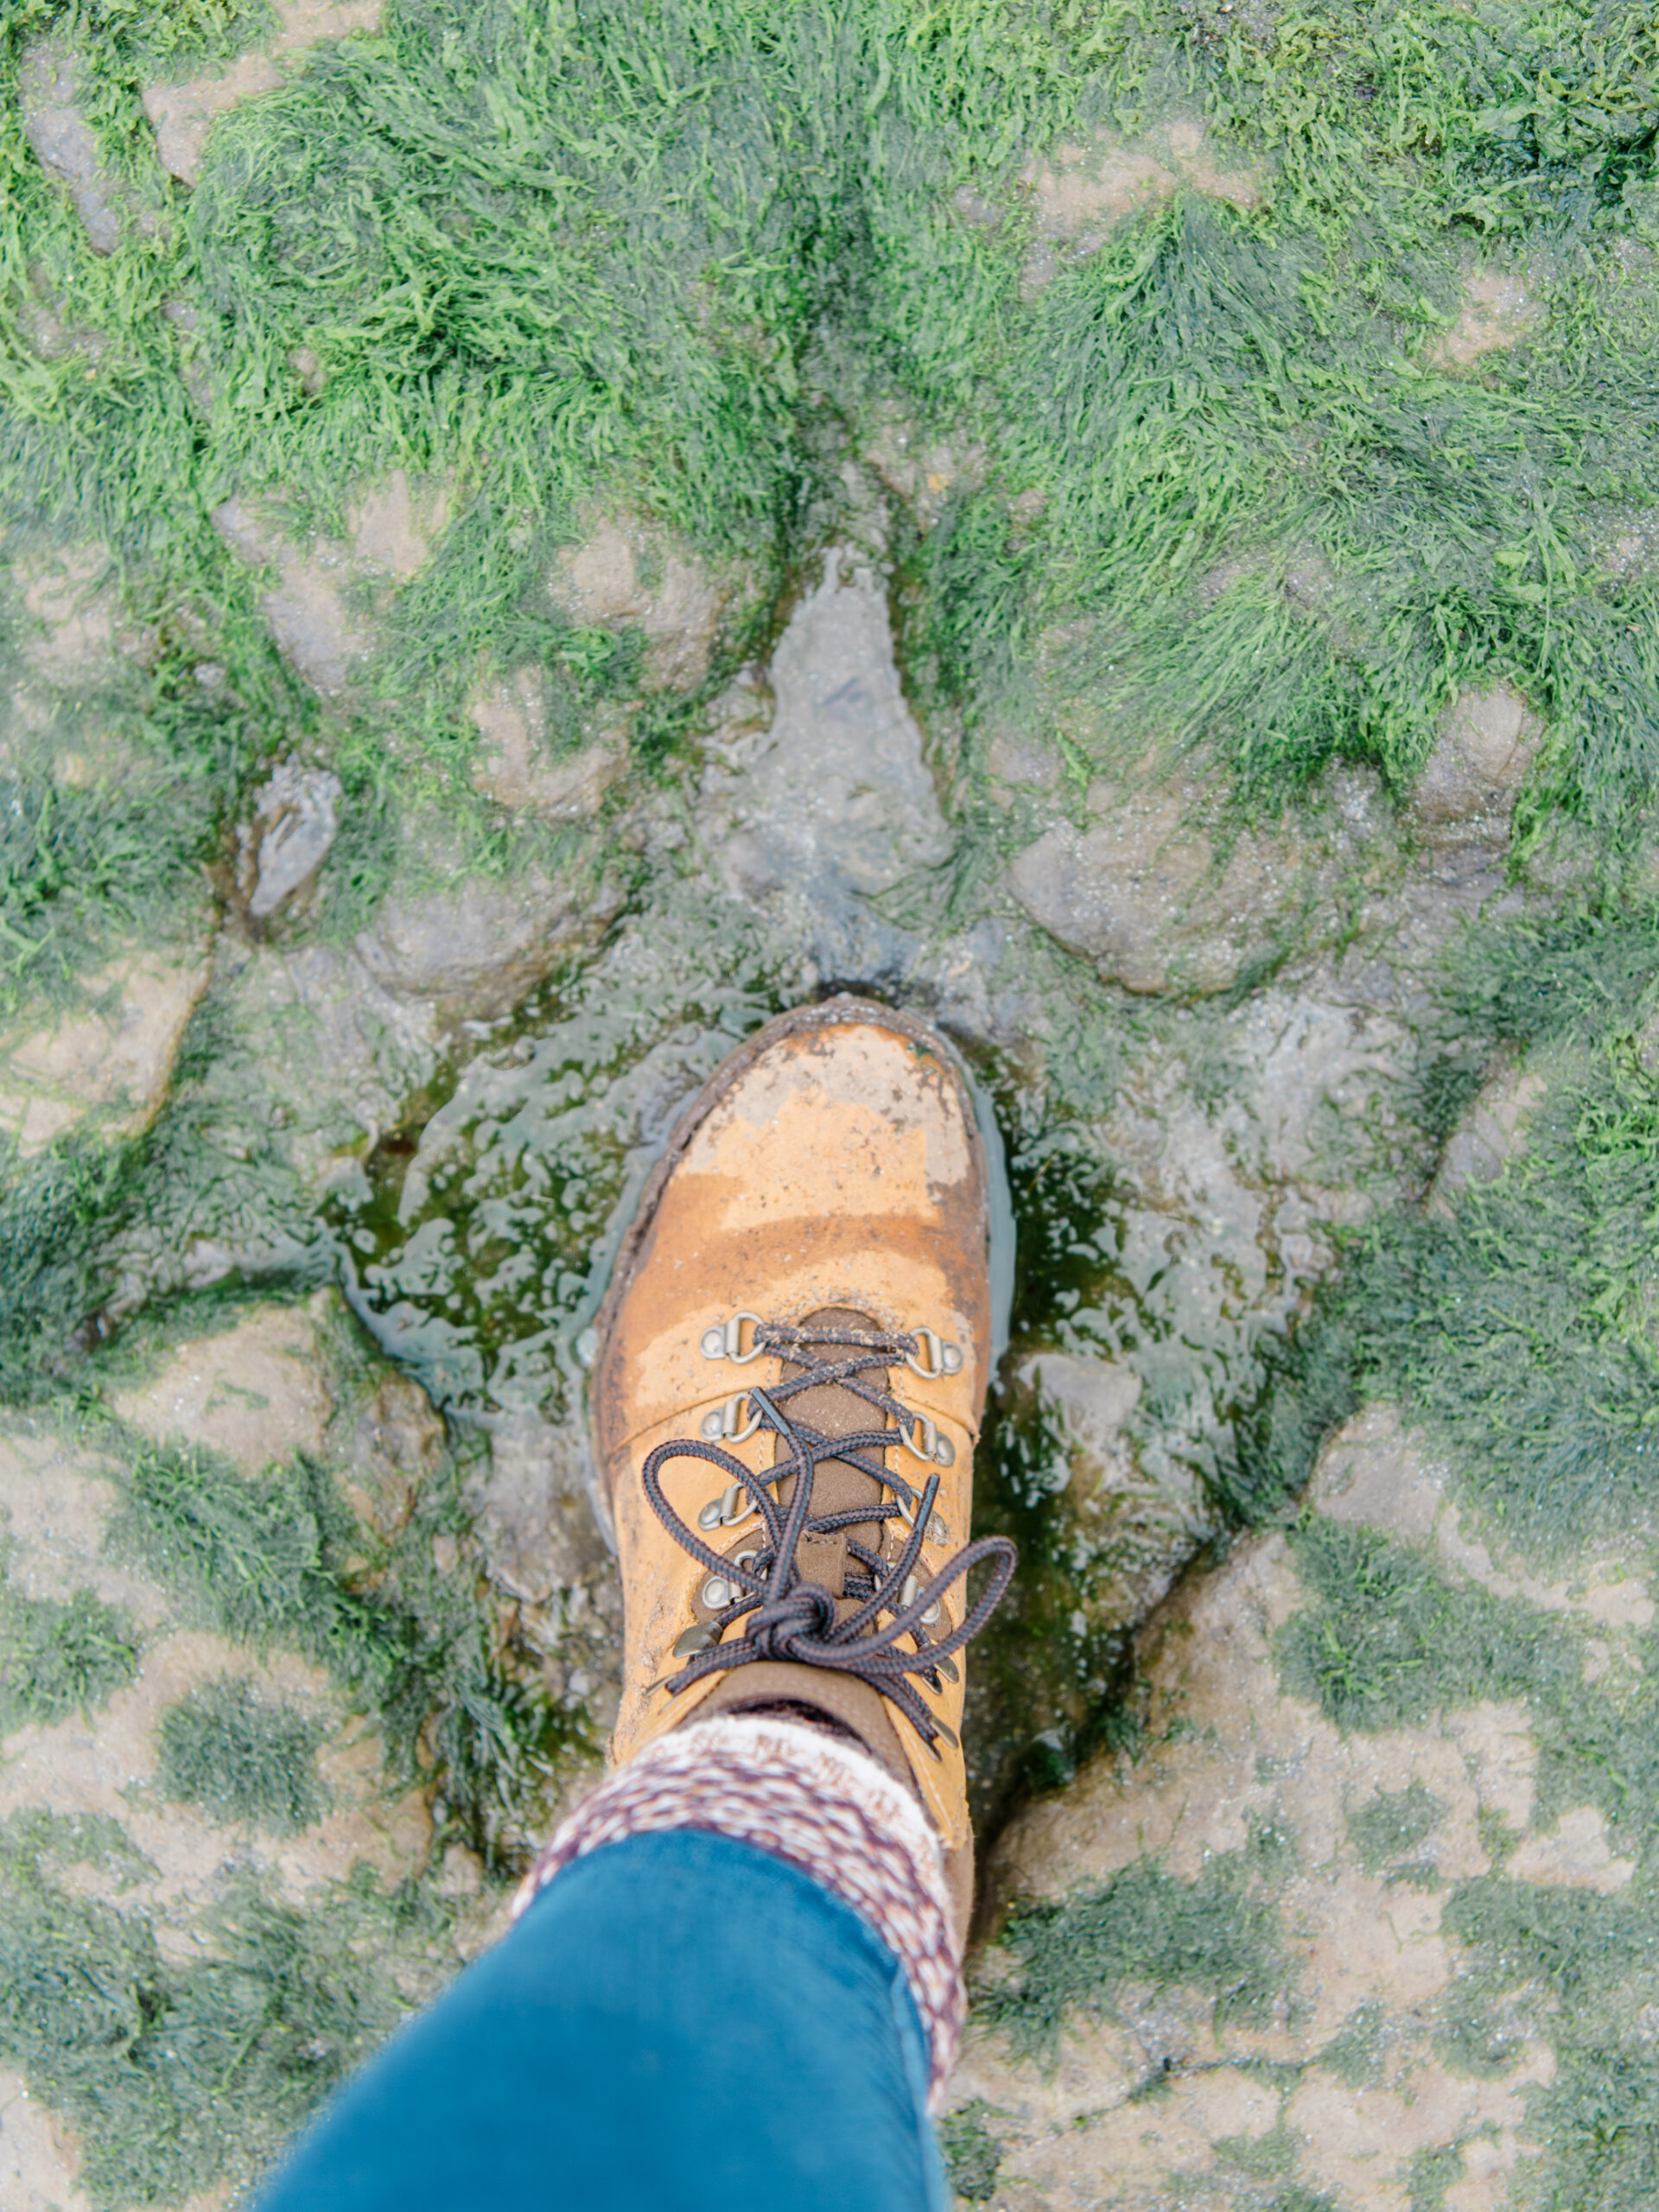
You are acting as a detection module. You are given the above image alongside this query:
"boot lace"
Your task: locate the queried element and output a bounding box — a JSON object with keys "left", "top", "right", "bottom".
{"left": 642, "top": 1320, "right": 1016, "bottom": 1751}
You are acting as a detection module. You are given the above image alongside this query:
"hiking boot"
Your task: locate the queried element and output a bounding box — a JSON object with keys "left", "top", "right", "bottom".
{"left": 590, "top": 995, "right": 1014, "bottom": 1892}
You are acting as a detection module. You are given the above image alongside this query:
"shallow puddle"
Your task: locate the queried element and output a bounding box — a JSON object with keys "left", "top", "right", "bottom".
{"left": 328, "top": 909, "right": 1235, "bottom": 1834}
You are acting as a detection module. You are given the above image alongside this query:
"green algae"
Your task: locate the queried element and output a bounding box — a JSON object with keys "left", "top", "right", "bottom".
{"left": 1349, "top": 1779, "right": 1445, "bottom": 1876}
{"left": 1279, "top": 1507, "right": 1659, "bottom": 1870}
{"left": 3, "top": 0, "right": 1659, "bottom": 1009}
{"left": 986, "top": 1832, "right": 1294, "bottom": 2061}
{"left": 115, "top": 1427, "right": 585, "bottom": 1864}
{"left": 3, "top": 2, "right": 1659, "bottom": 2196}
{"left": 0, "top": 1539, "right": 139, "bottom": 1727}
{"left": 0, "top": 1128, "right": 138, "bottom": 1395}
{"left": 1317, "top": 2000, "right": 1387, "bottom": 2089}
{"left": 334, "top": 891, "right": 785, "bottom": 1419}
{"left": 1276, "top": 1516, "right": 1578, "bottom": 1732}
{"left": 156, "top": 1674, "right": 329, "bottom": 1834}
{"left": 0, "top": 1816, "right": 448, "bottom": 2211}
{"left": 938, "top": 2096, "right": 1004, "bottom": 2202}
{"left": 1438, "top": 1881, "right": 1659, "bottom": 2211}
{"left": 1339, "top": 903, "right": 1659, "bottom": 1561}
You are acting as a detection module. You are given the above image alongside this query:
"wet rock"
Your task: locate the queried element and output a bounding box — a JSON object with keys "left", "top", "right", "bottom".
{"left": 469, "top": 667, "right": 626, "bottom": 819}
{"left": 859, "top": 405, "right": 988, "bottom": 531}
{"left": 0, "top": 946, "right": 211, "bottom": 1155}
{"left": 467, "top": 1410, "right": 611, "bottom": 1605}
{"left": 18, "top": 44, "right": 124, "bottom": 254}
{"left": 0, "top": 1429, "right": 169, "bottom": 1632}
{"left": 1427, "top": 1057, "right": 1547, "bottom": 1211}
{"left": 359, "top": 862, "right": 621, "bottom": 1020}
{"left": 0, "top": 2063, "right": 87, "bottom": 2211}
{"left": 0, "top": 1415, "right": 432, "bottom": 1922}
{"left": 112, "top": 1301, "right": 334, "bottom": 1471}
{"left": 1414, "top": 682, "right": 1537, "bottom": 830}
{"left": 1311, "top": 1403, "right": 1654, "bottom": 1630}
{"left": 1307, "top": 1403, "right": 1448, "bottom": 1545}
{"left": 984, "top": 728, "right": 1063, "bottom": 794}
{"left": 697, "top": 547, "right": 952, "bottom": 976}
{"left": 143, "top": 0, "right": 385, "bottom": 186}
{"left": 957, "top": 1502, "right": 1612, "bottom": 2210}
{"left": 11, "top": 545, "right": 142, "bottom": 686}
{"left": 213, "top": 475, "right": 442, "bottom": 698}
{"left": 202, "top": 933, "right": 438, "bottom": 1209}
{"left": 1428, "top": 267, "right": 1543, "bottom": 371}
{"left": 346, "top": 1372, "right": 446, "bottom": 1534}
{"left": 144, "top": 51, "right": 283, "bottom": 184}
{"left": 1015, "top": 1351, "right": 1211, "bottom": 1641}
{"left": 346, "top": 467, "right": 442, "bottom": 580}
{"left": 550, "top": 515, "right": 731, "bottom": 691}
{"left": 242, "top": 761, "right": 344, "bottom": 919}
{"left": 1018, "top": 119, "right": 1260, "bottom": 294}
{"left": 1508, "top": 1804, "right": 1635, "bottom": 1894}
{"left": 213, "top": 497, "right": 372, "bottom": 696}
{"left": 1007, "top": 779, "right": 1314, "bottom": 995}
{"left": 1051, "top": 988, "right": 1410, "bottom": 1507}
{"left": 1322, "top": 839, "right": 1515, "bottom": 1021}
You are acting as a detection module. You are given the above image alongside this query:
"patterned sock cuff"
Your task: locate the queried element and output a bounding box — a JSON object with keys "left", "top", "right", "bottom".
{"left": 513, "top": 1713, "right": 964, "bottom": 2107}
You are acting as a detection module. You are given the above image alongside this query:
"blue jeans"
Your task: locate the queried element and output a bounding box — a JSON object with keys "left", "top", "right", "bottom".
{"left": 255, "top": 1829, "right": 950, "bottom": 2212}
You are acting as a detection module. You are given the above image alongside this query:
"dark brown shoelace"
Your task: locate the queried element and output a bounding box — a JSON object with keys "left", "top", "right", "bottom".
{"left": 642, "top": 1321, "right": 1017, "bottom": 1750}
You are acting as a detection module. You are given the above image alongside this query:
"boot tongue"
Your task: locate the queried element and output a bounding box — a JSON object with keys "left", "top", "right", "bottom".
{"left": 773, "top": 1305, "right": 891, "bottom": 1598}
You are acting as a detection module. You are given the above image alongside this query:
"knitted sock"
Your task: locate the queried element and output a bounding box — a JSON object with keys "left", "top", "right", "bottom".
{"left": 512, "top": 1713, "right": 963, "bottom": 2107}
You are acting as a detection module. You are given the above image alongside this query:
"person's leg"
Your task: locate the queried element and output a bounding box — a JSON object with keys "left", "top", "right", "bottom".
{"left": 256, "top": 1827, "right": 947, "bottom": 2212}
{"left": 260, "top": 999, "right": 1014, "bottom": 2209}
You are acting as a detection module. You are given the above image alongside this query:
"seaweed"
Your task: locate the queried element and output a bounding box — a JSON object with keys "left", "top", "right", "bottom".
{"left": 156, "top": 1675, "right": 329, "bottom": 1834}
{"left": 117, "top": 1433, "right": 585, "bottom": 1865}
{"left": 0, "top": 1539, "right": 139, "bottom": 1727}
{"left": 0, "top": 1816, "right": 446, "bottom": 2210}
{"left": 985, "top": 1841, "right": 1292, "bottom": 2060}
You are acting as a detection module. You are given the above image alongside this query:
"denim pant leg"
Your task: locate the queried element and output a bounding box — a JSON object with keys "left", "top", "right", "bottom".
{"left": 254, "top": 1828, "right": 950, "bottom": 2212}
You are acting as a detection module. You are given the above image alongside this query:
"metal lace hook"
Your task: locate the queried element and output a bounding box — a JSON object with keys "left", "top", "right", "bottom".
{"left": 699, "top": 1312, "right": 766, "bottom": 1363}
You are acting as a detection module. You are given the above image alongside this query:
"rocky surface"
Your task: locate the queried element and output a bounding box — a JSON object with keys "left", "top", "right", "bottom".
{"left": 0, "top": 1274, "right": 635, "bottom": 2202}
{"left": 1014, "top": 120, "right": 1260, "bottom": 295}
{"left": 143, "top": 0, "right": 386, "bottom": 186}
{"left": 550, "top": 513, "right": 734, "bottom": 693}
{"left": 0, "top": 948, "right": 210, "bottom": 1154}
{"left": 697, "top": 546, "right": 954, "bottom": 977}
{"left": 1428, "top": 270, "right": 1545, "bottom": 372}
{"left": 3, "top": 40, "right": 1638, "bottom": 2208}
{"left": 241, "top": 763, "right": 345, "bottom": 921}
{"left": 950, "top": 1405, "right": 1655, "bottom": 2210}
{"left": 1006, "top": 778, "right": 1321, "bottom": 995}
{"left": 212, "top": 493, "right": 398, "bottom": 698}
{"left": 111, "top": 1301, "right": 334, "bottom": 1471}
{"left": 18, "top": 43, "right": 128, "bottom": 255}
{"left": 469, "top": 668, "right": 626, "bottom": 820}
{"left": 1414, "top": 685, "right": 1539, "bottom": 835}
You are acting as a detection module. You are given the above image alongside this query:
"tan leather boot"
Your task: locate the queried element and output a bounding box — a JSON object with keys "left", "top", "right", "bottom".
{"left": 590, "top": 995, "right": 1014, "bottom": 1916}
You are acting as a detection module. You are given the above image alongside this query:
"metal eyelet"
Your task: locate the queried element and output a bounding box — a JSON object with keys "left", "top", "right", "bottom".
{"left": 696, "top": 1481, "right": 759, "bottom": 1532}
{"left": 934, "top": 1654, "right": 959, "bottom": 1683}
{"left": 698, "top": 1394, "right": 762, "bottom": 1444}
{"left": 904, "top": 1327, "right": 963, "bottom": 1380}
{"left": 899, "top": 1573, "right": 943, "bottom": 1626}
{"left": 702, "top": 1575, "right": 734, "bottom": 1609}
{"left": 699, "top": 1312, "right": 766, "bottom": 1363}
{"left": 899, "top": 1411, "right": 955, "bottom": 1467}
